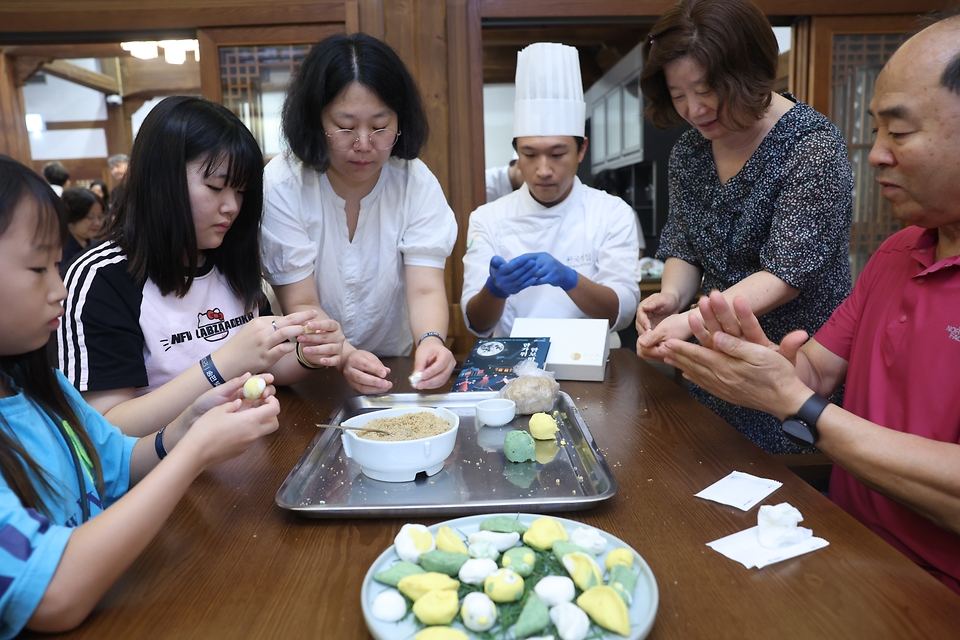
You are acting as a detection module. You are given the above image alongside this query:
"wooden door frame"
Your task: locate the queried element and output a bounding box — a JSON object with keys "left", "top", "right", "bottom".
{"left": 805, "top": 14, "right": 924, "bottom": 117}
{"left": 197, "top": 20, "right": 357, "bottom": 103}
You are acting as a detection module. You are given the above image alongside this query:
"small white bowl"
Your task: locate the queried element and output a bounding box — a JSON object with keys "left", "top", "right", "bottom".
{"left": 475, "top": 398, "right": 516, "bottom": 427}
{"left": 340, "top": 407, "right": 459, "bottom": 483}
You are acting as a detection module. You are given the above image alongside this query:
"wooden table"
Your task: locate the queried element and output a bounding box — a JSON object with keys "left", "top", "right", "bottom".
{"left": 34, "top": 351, "right": 960, "bottom": 639}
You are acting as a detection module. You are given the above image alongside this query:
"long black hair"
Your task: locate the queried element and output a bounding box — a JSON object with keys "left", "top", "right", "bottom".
{"left": 0, "top": 155, "right": 105, "bottom": 517}
{"left": 282, "top": 33, "right": 429, "bottom": 172}
{"left": 106, "top": 96, "right": 265, "bottom": 309}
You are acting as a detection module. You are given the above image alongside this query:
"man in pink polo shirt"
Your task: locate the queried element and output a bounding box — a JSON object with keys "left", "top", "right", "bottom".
{"left": 660, "top": 15, "right": 960, "bottom": 595}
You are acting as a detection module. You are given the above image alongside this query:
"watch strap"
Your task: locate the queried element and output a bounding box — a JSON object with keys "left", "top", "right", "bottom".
{"left": 781, "top": 393, "right": 830, "bottom": 446}
{"left": 795, "top": 393, "right": 831, "bottom": 427}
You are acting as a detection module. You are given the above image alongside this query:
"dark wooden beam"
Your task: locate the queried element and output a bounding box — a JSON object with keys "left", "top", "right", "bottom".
{"left": 3, "top": 43, "right": 127, "bottom": 59}
{"left": 40, "top": 59, "right": 120, "bottom": 94}
{"left": 479, "top": 0, "right": 945, "bottom": 18}
{"left": 0, "top": 1, "right": 347, "bottom": 33}
{"left": 12, "top": 55, "right": 50, "bottom": 86}
{"left": 120, "top": 55, "right": 200, "bottom": 101}
{"left": 45, "top": 120, "right": 109, "bottom": 130}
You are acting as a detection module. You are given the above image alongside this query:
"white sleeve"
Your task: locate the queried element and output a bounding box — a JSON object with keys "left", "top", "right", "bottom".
{"left": 398, "top": 161, "right": 457, "bottom": 269}
{"left": 595, "top": 199, "right": 642, "bottom": 331}
{"left": 261, "top": 157, "right": 318, "bottom": 286}
{"left": 459, "top": 206, "right": 498, "bottom": 337}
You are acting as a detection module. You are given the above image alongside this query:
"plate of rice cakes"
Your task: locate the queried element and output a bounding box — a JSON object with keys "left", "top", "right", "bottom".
{"left": 361, "top": 513, "right": 658, "bottom": 640}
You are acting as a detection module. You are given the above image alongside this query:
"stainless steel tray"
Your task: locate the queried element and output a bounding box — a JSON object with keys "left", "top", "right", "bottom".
{"left": 276, "top": 391, "right": 618, "bottom": 518}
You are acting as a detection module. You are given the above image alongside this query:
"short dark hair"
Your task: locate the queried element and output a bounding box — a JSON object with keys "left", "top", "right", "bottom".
{"left": 61, "top": 187, "right": 104, "bottom": 225}
{"left": 640, "top": 0, "right": 779, "bottom": 130}
{"left": 108, "top": 96, "right": 265, "bottom": 309}
{"left": 42, "top": 161, "right": 69, "bottom": 186}
{"left": 282, "top": 33, "right": 428, "bottom": 172}
{"left": 942, "top": 49, "right": 960, "bottom": 95}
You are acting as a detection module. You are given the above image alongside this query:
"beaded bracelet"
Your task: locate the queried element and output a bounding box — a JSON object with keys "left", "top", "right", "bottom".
{"left": 199, "top": 354, "right": 226, "bottom": 387}
{"left": 418, "top": 331, "right": 444, "bottom": 347}
{"left": 296, "top": 342, "right": 324, "bottom": 370}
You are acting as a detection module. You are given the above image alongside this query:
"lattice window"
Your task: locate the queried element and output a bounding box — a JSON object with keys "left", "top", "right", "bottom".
{"left": 219, "top": 45, "right": 311, "bottom": 157}
{"left": 830, "top": 33, "right": 909, "bottom": 281}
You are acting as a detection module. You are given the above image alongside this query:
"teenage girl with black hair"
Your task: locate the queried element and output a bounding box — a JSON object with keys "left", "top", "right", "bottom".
{"left": 0, "top": 155, "right": 280, "bottom": 636}
{"left": 59, "top": 96, "right": 343, "bottom": 436}
{"left": 262, "top": 33, "right": 457, "bottom": 394}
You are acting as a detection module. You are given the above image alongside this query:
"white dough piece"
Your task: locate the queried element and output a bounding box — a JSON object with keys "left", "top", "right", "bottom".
{"left": 371, "top": 589, "right": 407, "bottom": 622}
{"left": 468, "top": 530, "right": 521, "bottom": 552}
{"left": 408, "top": 372, "right": 423, "bottom": 388}
{"left": 393, "top": 523, "right": 435, "bottom": 563}
{"left": 534, "top": 575, "right": 576, "bottom": 607}
{"left": 461, "top": 592, "right": 498, "bottom": 632}
{"left": 549, "top": 602, "right": 590, "bottom": 640}
{"left": 570, "top": 527, "right": 607, "bottom": 555}
{"left": 459, "top": 558, "right": 499, "bottom": 585}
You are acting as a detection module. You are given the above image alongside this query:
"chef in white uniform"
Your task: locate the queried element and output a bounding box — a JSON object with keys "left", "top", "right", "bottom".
{"left": 484, "top": 157, "right": 522, "bottom": 203}
{"left": 461, "top": 42, "right": 641, "bottom": 340}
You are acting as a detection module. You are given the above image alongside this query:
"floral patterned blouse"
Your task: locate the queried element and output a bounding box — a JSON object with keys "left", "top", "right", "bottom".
{"left": 657, "top": 94, "right": 853, "bottom": 455}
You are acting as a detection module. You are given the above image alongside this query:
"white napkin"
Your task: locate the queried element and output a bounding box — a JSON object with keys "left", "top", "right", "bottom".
{"left": 707, "top": 502, "right": 829, "bottom": 569}
{"left": 695, "top": 471, "right": 783, "bottom": 511}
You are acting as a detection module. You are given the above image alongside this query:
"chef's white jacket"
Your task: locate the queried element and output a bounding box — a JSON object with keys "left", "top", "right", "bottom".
{"left": 261, "top": 154, "right": 457, "bottom": 356}
{"left": 461, "top": 178, "right": 641, "bottom": 337}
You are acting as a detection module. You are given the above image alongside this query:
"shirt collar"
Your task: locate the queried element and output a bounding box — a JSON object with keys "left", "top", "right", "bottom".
{"left": 913, "top": 227, "right": 960, "bottom": 275}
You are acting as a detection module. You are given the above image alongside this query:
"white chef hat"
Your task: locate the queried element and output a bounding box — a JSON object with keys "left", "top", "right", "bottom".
{"left": 513, "top": 42, "right": 585, "bottom": 138}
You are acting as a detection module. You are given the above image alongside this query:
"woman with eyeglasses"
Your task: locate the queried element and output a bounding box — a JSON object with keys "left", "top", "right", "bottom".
{"left": 262, "top": 33, "right": 458, "bottom": 394}
{"left": 60, "top": 187, "right": 106, "bottom": 271}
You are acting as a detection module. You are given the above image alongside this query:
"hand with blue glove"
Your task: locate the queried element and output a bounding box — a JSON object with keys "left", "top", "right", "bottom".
{"left": 486, "top": 255, "right": 539, "bottom": 298}
{"left": 522, "top": 252, "right": 579, "bottom": 291}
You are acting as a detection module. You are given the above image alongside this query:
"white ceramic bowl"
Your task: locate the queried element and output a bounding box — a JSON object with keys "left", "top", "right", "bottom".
{"left": 340, "top": 407, "right": 459, "bottom": 482}
{"left": 475, "top": 398, "right": 516, "bottom": 427}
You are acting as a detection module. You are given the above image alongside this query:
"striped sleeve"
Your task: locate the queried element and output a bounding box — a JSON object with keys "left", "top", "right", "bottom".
{"left": 58, "top": 243, "right": 148, "bottom": 392}
{"left": 0, "top": 492, "right": 72, "bottom": 640}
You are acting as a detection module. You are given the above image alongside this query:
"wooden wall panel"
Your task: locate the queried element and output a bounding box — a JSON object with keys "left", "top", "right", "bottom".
{"left": 0, "top": 52, "right": 31, "bottom": 163}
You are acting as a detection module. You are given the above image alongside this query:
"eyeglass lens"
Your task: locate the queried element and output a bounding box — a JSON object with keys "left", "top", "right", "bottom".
{"left": 327, "top": 129, "right": 400, "bottom": 150}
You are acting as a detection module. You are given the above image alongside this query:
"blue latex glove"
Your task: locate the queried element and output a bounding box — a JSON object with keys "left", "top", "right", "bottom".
{"left": 487, "top": 255, "right": 538, "bottom": 298}
{"left": 523, "top": 252, "right": 579, "bottom": 291}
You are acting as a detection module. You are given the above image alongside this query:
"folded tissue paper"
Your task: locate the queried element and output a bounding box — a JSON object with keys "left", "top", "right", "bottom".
{"left": 706, "top": 502, "right": 829, "bottom": 569}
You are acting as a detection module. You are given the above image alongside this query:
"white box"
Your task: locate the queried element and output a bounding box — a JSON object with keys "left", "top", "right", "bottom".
{"left": 510, "top": 318, "right": 610, "bottom": 381}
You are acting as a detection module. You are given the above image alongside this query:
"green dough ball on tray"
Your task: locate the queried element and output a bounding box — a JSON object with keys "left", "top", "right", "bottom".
{"left": 479, "top": 515, "right": 529, "bottom": 535}
{"left": 420, "top": 550, "right": 470, "bottom": 576}
{"left": 373, "top": 561, "right": 426, "bottom": 587}
{"left": 503, "top": 430, "right": 536, "bottom": 462}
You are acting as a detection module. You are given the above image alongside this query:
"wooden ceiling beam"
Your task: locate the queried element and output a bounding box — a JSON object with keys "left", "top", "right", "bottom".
{"left": 40, "top": 58, "right": 120, "bottom": 94}
{"left": 3, "top": 43, "right": 126, "bottom": 59}
{"left": 11, "top": 55, "right": 51, "bottom": 86}
{"left": 480, "top": 0, "right": 946, "bottom": 18}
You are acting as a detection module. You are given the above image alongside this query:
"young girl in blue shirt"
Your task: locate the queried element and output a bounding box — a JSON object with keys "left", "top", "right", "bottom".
{"left": 0, "top": 156, "right": 280, "bottom": 637}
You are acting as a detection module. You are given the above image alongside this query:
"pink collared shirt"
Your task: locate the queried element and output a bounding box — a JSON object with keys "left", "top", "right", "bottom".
{"left": 814, "top": 226, "right": 960, "bottom": 594}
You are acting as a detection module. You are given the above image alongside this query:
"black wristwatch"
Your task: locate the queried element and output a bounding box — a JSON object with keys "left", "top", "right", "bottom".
{"left": 781, "top": 393, "right": 831, "bottom": 446}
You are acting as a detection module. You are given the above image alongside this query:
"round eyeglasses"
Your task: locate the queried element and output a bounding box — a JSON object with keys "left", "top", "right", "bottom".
{"left": 325, "top": 128, "right": 401, "bottom": 151}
